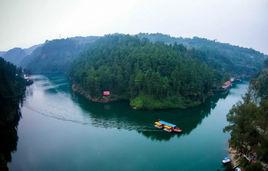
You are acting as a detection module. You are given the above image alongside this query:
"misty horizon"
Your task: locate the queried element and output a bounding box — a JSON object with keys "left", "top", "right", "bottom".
{"left": 2, "top": 32, "right": 268, "bottom": 55}
{"left": 0, "top": 0, "right": 267, "bottom": 54}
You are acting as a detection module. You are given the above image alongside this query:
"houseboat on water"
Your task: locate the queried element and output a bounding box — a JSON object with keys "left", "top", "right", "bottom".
{"left": 154, "top": 120, "right": 182, "bottom": 133}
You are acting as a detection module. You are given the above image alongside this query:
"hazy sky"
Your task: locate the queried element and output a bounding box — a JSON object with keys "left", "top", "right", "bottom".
{"left": 0, "top": 0, "right": 267, "bottom": 54}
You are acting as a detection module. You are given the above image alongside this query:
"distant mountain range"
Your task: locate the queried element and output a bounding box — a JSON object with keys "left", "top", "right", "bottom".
{"left": 0, "top": 36, "right": 99, "bottom": 73}
{"left": 20, "top": 36, "right": 99, "bottom": 73}
{"left": 0, "top": 45, "right": 41, "bottom": 66}
{"left": 0, "top": 33, "right": 267, "bottom": 77}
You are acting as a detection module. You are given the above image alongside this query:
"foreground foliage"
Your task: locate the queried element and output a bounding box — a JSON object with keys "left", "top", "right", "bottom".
{"left": 0, "top": 57, "right": 26, "bottom": 171}
{"left": 0, "top": 57, "right": 26, "bottom": 105}
{"left": 225, "top": 60, "right": 268, "bottom": 171}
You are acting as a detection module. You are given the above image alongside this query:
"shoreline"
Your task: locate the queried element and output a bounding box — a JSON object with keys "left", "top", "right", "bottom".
{"left": 228, "top": 146, "right": 268, "bottom": 170}
{"left": 229, "top": 146, "right": 240, "bottom": 168}
{"left": 71, "top": 83, "right": 220, "bottom": 110}
{"left": 72, "top": 84, "right": 118, "bottom": 103}
{"left": 71, "top": 82, "right": 228, "bottom": 110}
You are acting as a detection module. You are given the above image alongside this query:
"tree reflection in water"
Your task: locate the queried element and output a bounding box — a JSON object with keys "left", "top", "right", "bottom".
{"left": 72, "top": 91, "right": 228, "bottom": 141}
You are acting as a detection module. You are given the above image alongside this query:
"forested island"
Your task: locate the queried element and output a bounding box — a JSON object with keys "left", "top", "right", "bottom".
{"left": 69, "top": 34, "right": 223, "bottom": 109}
{"left": 0, "top": 58, "right": 26, "bottom": 171}
{"left": 225, "top": 60, "right": 268, "bottom": 171}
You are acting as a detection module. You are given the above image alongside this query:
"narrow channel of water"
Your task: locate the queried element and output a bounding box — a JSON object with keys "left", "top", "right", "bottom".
{"left": 9, "top": 74, "right": 248, "bottom": 171}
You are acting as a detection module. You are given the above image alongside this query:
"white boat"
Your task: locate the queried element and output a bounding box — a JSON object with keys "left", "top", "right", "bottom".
{"left": 235, "top": 167, "right": 241, "bottom": 171}
{"left": 222, "top": 157, "right": 231, "bottom": 164}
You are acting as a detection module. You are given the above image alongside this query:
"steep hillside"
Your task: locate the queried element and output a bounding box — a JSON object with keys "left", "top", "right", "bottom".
{"left": 137, "top": 33, "right": 267, "bottom": 77}
{"left": 24, "top": 44, "right": 42, "bottom": 55}
{"left": 21, "top": 36, "right": 99, "bottom": 73}
{"left": 0, "top": 45, "right": 41, "bottom": 66}
{"left": 1, "top": 48, "right": 27, "bottom": 66}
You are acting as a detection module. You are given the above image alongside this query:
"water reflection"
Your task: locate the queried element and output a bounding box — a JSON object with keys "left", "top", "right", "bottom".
{"left": 26, "top": 74, "right": 229, "bottom": 142}
{"left": 10, "top": 74, "right": 247, "bottom": 171}
{"left": 72, "top": 92, "right": 228, "bottom": 141}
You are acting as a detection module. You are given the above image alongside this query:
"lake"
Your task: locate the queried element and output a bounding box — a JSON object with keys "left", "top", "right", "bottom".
{"left": 8, "top": 74, "right": 248, "bottom": 171}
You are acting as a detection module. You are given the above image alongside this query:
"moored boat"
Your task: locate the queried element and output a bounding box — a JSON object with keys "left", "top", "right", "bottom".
{"left": 173, "top": 127, "right": 182, "bottom": 133}
{"left": 222, "top": 157, "right": 231, "bottom": 164}
{"left": 154, "top": 120, "right": 182, "bottom": 133}
{"left": 154, "top": 121, "right": 163, "bottom": 129}
{"left": 221, "top": 81, "right": 232, "bottom": 90}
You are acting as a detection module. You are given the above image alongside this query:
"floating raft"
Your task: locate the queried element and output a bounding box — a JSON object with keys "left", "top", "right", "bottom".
{"left": 154, "top": 120, "right": 182, "bottom": 133}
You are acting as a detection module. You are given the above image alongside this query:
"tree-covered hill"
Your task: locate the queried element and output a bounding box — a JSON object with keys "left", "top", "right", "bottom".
{"left": 137, "top": 33, "right": 267, "bottom": 77}
{"left": 21, "top": 36, "right": 99, "bottom": 73}
{"left": 224, "top": 60, "right": 268, "bottom": 171}
{"left": 70, "top": 34, "right": 222, "bottom": 109}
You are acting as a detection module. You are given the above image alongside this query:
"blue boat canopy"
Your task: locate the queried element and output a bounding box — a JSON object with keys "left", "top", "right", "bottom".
{"left": 159, "top": 120, "right": 176, "bottom": 127}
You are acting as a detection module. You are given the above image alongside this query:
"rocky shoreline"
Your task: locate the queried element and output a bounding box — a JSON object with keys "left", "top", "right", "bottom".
{"left": 229, "top": 147, "right": 240, "bottom": 168}
{"left": 228, "top": 146, "right": 268, "bottom": 171}
{"left": 72, "top": 84, "right": 118, "bottom": 103}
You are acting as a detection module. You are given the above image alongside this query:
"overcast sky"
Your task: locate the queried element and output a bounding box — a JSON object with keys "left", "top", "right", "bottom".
{"left": 0, "top": 0, "right": 267, "bottom": 54}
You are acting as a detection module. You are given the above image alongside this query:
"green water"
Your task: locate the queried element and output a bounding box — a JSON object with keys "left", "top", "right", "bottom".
{"left": 9, "top": 74, "right": 248, "bottom": 171}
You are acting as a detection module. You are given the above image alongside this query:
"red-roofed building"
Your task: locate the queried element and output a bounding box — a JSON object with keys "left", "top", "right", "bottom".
{"left": 103, "top": 91, "right": 110, "bottom": 96}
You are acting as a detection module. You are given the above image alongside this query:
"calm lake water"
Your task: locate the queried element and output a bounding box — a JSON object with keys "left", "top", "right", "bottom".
{"left": 9, "top": 74, "right": 248, "bottom": 171}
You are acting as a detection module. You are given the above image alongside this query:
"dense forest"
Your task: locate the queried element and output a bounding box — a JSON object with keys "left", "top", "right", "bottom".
{"left": 0, "top": 58, "right": 26, "bottom": 103}
{"left": 70, "top": 34, "right": 222, "bottom": 109}
{"left": 0, "top": 57, "right": 26, "bottom": 171}
{"left": 137, "top": 33, "right": 267, "bottom": 77}
{"left": 224, "top": 60, "right": 268, "bottom": 171}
